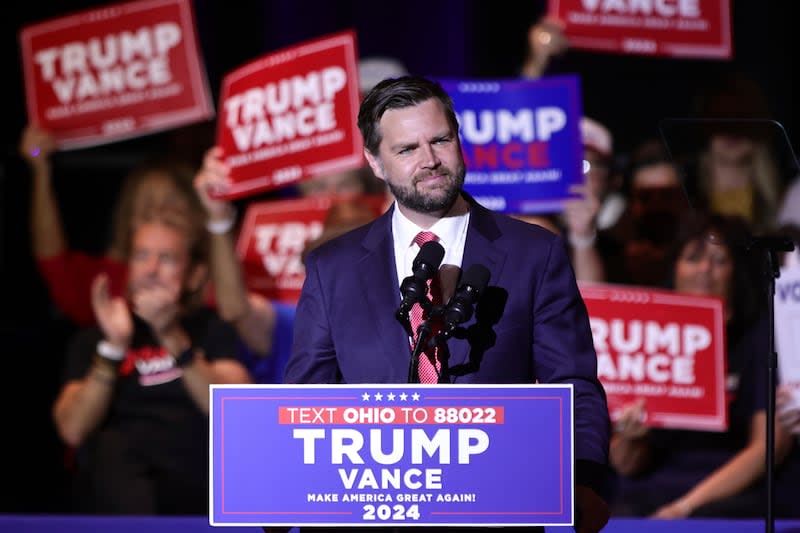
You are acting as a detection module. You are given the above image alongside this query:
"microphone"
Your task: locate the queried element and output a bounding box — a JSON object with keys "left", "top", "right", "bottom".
{"left": 428, "top": 263, "right": 490, "bottom": 347}
{"left": 396, "top": 240, "right": 445, "bottom": 319}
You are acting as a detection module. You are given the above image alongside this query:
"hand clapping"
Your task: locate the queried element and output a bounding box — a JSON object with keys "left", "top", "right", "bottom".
{"left": 91, "top": 273, "right": 133, "bottom": 350}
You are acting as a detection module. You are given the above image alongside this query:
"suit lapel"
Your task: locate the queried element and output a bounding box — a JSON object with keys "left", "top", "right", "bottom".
{"left": 359, "top": 208, "right": 413, "bottom": 379}
{"left": 446, "top": 203, "right": 508, "bottom": 371}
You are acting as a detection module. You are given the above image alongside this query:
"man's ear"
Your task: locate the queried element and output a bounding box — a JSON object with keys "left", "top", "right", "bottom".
{"left": 363, "top": 148, "right": 385, "bottom": 182}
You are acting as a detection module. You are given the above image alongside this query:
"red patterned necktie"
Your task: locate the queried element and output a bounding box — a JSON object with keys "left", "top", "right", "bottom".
{"left": 410, "top": 231, "right": 442, "bottom": 383}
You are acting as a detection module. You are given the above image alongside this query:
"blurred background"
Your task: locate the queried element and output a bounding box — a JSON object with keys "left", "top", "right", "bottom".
{"left": 0, "top": 0, "right": 796, "bottom": 513}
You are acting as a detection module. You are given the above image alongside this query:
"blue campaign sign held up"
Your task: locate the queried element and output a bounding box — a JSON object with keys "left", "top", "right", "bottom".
{"left": 210, "top": 384, "right": 573, "bottom": 527}
{"left": 439, "top": 76, "right": 584, "bottom": 215}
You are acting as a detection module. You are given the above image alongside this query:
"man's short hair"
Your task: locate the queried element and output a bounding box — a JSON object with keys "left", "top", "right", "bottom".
{"left": 357, "top": 75, "right": 459, "bottom": 155}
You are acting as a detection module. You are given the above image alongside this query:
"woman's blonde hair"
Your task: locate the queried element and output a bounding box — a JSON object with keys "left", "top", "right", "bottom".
{"left": 108, "top": 156, "right": 206, "bottom": 260}
{"left": 112, "top": 157, "right": 209, "bottom": 310}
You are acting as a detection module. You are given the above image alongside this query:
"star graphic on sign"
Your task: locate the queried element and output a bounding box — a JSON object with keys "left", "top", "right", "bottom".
{"left": 387, "top": 392, "right": 396, "bottom": 401}
{"left": 399, "top": 393, "right": 408, "bottom": 401}
{"left": 374, "top": 392, "right": 383, "bottom": 401}
{"left": 412, "top": 392, "right": 421, "bottom": 401}
{"left": 362, "top": 392, "right": 370, "bottom": 401}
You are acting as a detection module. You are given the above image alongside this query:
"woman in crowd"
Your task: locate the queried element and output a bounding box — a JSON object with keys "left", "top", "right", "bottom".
{"left": 609, "top": 209, "right": 797, "bottom": 518}
{"left": 20, "top": 124, "right": 205, "bottom": 327}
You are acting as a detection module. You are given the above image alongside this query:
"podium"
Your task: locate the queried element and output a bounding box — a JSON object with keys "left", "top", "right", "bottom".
{"left": 209, "top": 384, "right": 573, "bottom": 527}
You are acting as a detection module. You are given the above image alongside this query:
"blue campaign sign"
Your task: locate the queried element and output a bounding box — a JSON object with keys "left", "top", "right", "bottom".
{"left": 438, "top": 76, "right": 584, "bottom": 215}
{"left": 210, "top": 384, "right": 573, "bottom": 527}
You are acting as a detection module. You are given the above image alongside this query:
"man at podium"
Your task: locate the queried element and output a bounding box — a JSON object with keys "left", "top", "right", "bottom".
{"left": 286, "top": 75, "right": 610, "bottom": 533}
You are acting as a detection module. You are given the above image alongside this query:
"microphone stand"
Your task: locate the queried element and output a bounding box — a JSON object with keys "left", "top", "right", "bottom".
{"left": 747, "top": 235, "right": 794, "bottom": 533}
{"left": 425, "top": 325, "right": 462, "bottom": 384}
{"left": 396, "top": 309, "right": 413, "bottom": 339}
{"left": 431, "top": 333, "right": 453, "bottom": 384}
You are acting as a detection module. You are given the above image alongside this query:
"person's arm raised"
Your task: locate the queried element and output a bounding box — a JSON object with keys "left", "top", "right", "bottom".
{"left": 563, "top": 184, "right": 605, "bottom": 283}
{"left": 194, "top": 147, "right": 276, "bottom": 356}
{"left": 521, "top": 16, "right": 569, "bottom": 79}
{"left": 20, "top": 124, "right": 66, "bottom": 259}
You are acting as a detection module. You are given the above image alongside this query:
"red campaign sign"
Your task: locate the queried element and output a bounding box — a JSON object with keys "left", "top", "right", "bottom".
{"left": 549, "top": 0, "right": 732, "bottom": 59}
{"left": 236, "top": 195, "right": 385, "bottom": 304}
{"left": 216, "top": 30, "right": 364, "bottom": 200}
{"left": 19, "top": 0, "right": 214, "bottom": 150}
{"left": 579, "top": 283, "right": 728, "bottom": 431}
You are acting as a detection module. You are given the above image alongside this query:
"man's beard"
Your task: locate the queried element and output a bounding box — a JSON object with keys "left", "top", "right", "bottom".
{"left": 383, "top": 162, "right": 466, "bottom": 214}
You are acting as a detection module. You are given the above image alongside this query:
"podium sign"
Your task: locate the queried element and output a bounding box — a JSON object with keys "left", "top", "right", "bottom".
{"left": 210, "top": 384, "right": 573, "bottom": 527}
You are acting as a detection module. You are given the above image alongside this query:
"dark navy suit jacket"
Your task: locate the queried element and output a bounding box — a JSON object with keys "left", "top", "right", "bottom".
{"left": 286, "top": 197, "right": 610, "bottom": 481}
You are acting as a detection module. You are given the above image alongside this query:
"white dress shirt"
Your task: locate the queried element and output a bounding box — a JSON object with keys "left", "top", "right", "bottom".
{"left": 391, "top": 202, "right": 471, "bottom": 293}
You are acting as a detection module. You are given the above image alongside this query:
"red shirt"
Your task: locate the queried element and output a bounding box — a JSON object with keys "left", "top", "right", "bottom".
{"left": 36, "top": 251, "right": 127, "bottom": 327}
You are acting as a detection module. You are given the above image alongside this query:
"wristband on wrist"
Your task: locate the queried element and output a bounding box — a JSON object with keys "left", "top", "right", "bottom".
{"left": 206, "top": 207, "right": 237, "bottom": 235}
{"left": 174, "top": 346, "right": 196, "bottom": 368}
{"left": 96, "top": 340, "right": 126, "bottom": 361}
{"left": 568, "top": 229, "right": 597, "bottom": 249}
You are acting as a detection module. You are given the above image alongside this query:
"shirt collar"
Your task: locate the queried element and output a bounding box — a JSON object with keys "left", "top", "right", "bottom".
{"left": 392, "top": 201, "right": 470, "bottom": 250}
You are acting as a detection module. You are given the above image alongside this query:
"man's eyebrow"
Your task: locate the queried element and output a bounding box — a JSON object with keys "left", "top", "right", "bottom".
{"left": 431, "top": 132, "right": 454, "bottom": 141}
{"left": 389, "top": 141, "right": 418, "bottom": 151}
{"left": 390, "top": 131, "right": 453, "bottom": 149}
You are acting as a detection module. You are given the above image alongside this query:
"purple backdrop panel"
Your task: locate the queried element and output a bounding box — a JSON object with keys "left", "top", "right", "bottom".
{"left": 439, "top": 76, "right": 584, "bottom": 215}
{"left": 210, "top": 384, "right": 573, "bottom": 527}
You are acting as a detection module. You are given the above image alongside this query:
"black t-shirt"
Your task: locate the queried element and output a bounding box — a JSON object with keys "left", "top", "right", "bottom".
{"left": 63, "top": 306, "right": 239, "bottom": 515}
{"left": 647, "top": 317, "right": 768, "bottom": 458}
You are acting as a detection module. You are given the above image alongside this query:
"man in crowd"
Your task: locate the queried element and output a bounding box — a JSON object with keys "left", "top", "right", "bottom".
{"left": 52, "top": 210, "right": 251, "bottom": 514}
